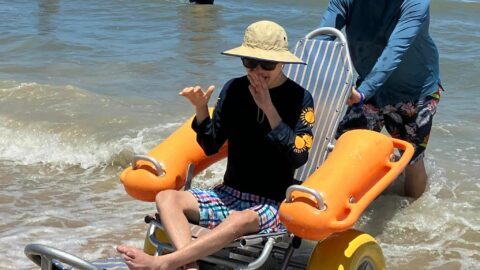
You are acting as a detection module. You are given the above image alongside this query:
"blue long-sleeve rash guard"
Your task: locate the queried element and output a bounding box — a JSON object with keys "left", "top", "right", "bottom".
{"left": 320, "top": 0, "right": 441, "bottom": 107}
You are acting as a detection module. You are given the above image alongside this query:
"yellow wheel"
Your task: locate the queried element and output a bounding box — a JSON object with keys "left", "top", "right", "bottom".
{"left": 307, "top": 229, "right": 385, "bottom": 270}
{"left": 143, "top": 226, "right": 171, "bottom": 255}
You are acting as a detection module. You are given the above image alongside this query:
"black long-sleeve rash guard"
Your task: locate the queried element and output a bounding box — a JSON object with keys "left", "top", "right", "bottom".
{"left": 192, "top": 76, "right": 315, "bottom": 202}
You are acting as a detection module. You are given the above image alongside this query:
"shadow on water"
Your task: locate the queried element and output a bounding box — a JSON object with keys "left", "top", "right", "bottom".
{"left": 37, "top": 0, "right": 59, "bottom": 35}
{"left": 175, "top": 4, "right": 224, "bottom": 67}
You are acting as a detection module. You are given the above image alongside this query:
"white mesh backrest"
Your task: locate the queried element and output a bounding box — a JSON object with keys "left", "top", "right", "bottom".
{"left": 285, "top": 37, "right": 353, "bottom": 181}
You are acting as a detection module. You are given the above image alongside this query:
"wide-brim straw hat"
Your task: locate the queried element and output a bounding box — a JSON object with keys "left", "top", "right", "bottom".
{"left": 222, "top": 20, "right": 305, "bottom": 64}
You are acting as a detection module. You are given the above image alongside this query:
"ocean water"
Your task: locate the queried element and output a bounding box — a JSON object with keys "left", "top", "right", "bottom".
{"left": 0, "top": 0, "right": 479, "bottom": 269}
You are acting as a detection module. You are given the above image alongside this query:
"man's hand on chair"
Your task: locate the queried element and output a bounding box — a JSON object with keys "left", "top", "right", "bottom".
{"left": 347, "top": 87, "right": 363, "bottom": 106}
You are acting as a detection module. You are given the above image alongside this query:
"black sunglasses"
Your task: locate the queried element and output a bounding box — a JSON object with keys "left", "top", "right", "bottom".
{"left": 241, "top": 57, "right": 278, "bottom": 71}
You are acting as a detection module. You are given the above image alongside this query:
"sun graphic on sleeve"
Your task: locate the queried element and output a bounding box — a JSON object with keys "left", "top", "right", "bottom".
{"left": 294, "top": 134, "right": 313, "bottom": 153}
{"left": 301, "top": 107, "right": 315, "bottom": 127}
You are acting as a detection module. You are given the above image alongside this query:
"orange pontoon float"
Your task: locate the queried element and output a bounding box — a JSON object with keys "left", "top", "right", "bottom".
{"left": 120, "top": 114, "right": 227, "bottom": 202}
{"left": 279, "top": 129, "right": 413, "bottom": 241}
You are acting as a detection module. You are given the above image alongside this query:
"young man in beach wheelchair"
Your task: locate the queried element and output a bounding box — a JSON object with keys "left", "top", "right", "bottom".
{"left": 117, "top": 20, "right": 315, "bottom": 270}
{"left": 116, "top": 19, "right": 414, "bottom": 269}
{"left": 25, "top": 20, "right": 415, "bottom": 270}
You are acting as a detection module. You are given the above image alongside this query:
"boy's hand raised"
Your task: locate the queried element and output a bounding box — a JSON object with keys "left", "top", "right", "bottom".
{"left": 179, "top": 85, "right": 215, "bottom": 124}
{"left": 179, "top": 85, "right": 215, "bottom": 108}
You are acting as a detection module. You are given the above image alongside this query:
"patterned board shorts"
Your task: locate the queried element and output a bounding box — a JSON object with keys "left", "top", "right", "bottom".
{"left": 336, "top": 88, "right": 442, "bottom": 164}
{"left": 188, "top": 184, "right": 286, "bottom": 234}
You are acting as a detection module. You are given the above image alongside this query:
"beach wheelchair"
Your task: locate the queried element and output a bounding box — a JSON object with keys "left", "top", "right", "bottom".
{"left": 25, "top": 27, "right": 413, "bottom": 270}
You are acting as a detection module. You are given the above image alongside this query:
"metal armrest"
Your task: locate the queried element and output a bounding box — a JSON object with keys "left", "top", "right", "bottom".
{"left": 24, "top": 243, "right": 102, "bottom": 270}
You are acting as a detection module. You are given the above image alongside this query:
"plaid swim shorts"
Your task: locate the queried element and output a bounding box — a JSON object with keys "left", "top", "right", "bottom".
{"left": 336, "top": 88, "right": 442, "bottom": 163}
{"left": 188, "top": 184, "right": 286, "bottom": 234}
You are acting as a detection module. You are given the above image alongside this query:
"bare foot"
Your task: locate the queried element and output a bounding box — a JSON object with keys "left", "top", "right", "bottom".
{"left": 117, "top": 245, "right": 171, "bottom": 270}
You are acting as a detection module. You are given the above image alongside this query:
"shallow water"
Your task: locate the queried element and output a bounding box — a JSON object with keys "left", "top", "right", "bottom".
{"left": 0, "top": 0, "right": 479, "bottom": 269}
